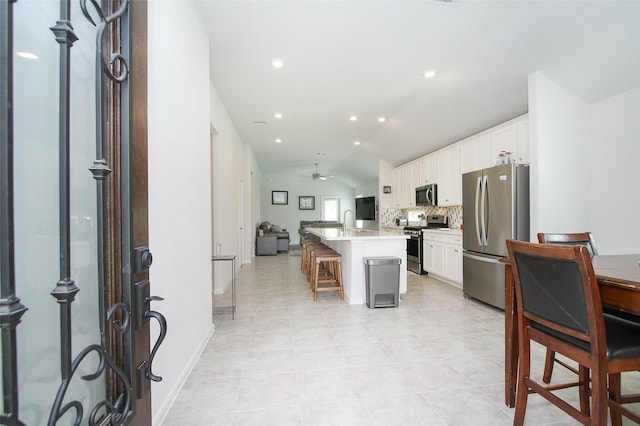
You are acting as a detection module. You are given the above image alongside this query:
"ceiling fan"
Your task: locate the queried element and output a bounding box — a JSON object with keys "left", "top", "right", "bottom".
{"left": 301, "top": 163, "right": 334, "bottom": 181}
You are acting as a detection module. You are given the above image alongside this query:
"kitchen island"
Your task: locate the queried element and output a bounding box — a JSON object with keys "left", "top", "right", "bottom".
{"left": 307, "top": 228, "right": 409, "bottom": 305}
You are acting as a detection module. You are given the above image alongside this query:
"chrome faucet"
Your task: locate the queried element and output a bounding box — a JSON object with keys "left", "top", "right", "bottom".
{"left": 343, "top": 209, "right": 354, "bottom": 230}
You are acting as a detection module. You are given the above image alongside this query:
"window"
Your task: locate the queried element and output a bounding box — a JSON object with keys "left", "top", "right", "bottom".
{"left": 321, "top": 197, "right": 340, "bottom": 221}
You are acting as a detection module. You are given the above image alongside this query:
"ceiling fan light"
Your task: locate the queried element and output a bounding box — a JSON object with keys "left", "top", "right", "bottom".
{"left": 319, "top": 176, "right": 327, "bottom": 180}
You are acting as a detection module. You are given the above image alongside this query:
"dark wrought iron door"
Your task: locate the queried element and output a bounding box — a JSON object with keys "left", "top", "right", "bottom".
{"left": 1, "top": 0, "right": 165, "bottom": 424}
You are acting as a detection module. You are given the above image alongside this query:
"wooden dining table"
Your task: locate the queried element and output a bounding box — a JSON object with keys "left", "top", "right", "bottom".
{"left": 504, "top": 254, "right": 640, "bottom": 407}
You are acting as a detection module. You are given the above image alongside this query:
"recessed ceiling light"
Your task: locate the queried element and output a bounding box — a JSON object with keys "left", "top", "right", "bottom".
{"left": 378, "top": 117, "right": 386, "bottom": 123}
{"left": 275, "top": 138, "right": 282, "bottom": 143}
{"left": 17, "top": 51, "right": 38, "bottom": 60}
{"left": 272, "top": 58, "right": 284, "bottom": 69}
{"left": 354, "top": 141, "right": 361, "bottom": 146}
{"left": 424, "top": 69, "right": 437, "bottom": 79}
{"left": 274, "top": 112, "right": 283, "bottom": 119}
{"left": 349, "top": 116, "right": 358, "bottom": 121}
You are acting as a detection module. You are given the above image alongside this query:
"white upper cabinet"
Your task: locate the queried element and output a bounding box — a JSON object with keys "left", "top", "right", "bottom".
{"left": 392, "top": 166, "right": 406, "bottom": 208}
{"left": 391, "top": 160, "right": 420, "bottom": 208}
{"left": 436, "top": 145, "right": 461, "bottom": 207}
{"left": 405, "top": 160, "right": 420, "bottom": 207}
{"left": 406, "top": 160, "right": 422, "bottom": 192}
{"left": 392, "top": 161, "right": 420, "bottom": 208}
{"left": 490, "top": 124, "right": 517, "bottom": 163}
{"left": 390, "top": 115, "right": 528, "bottom": 209}
{"left": 418, "top": 154, "right": 437, "bottom": 185}
{"left": 460, "top": 135, "right": 492, "bottom": 174}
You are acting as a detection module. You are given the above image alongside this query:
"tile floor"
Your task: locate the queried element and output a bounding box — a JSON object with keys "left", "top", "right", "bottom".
{"left": 163, "top": 252, "right": 640, "bottom": 425}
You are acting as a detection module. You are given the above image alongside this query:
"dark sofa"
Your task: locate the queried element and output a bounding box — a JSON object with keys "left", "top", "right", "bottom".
{"left": 257, "top": 221, "right": 289, "bottom": 254}
{"left": 298, "top": 220, "right": 343, "bottom": 242}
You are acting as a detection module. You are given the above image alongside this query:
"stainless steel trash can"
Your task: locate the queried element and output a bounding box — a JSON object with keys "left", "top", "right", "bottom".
{"left": 363, "top": 257, "right": 401, "bottom": 308}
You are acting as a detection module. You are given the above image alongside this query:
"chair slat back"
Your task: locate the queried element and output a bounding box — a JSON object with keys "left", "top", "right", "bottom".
{"left": 537, "top": 232, "right": 598, "bottom": 256}
{"left": 515, "top": 251, "right": 589, "bottom": 334}
{"left": 506, "top": 240, "right": 604, "bottom": 343}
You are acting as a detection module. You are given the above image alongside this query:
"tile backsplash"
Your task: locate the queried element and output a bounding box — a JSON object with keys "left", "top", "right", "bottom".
{"left": 380, "top": 205, "right": 463, "bottom": 229}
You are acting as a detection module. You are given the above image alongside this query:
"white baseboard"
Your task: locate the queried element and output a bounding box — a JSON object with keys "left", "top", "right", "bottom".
{"left": 152, "top": 323, "right": 215, "bottom": 425}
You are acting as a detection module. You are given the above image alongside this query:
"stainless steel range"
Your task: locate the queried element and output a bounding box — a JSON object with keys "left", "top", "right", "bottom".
{"left": 403, "top": 215, "right": 449, "bottom": 274}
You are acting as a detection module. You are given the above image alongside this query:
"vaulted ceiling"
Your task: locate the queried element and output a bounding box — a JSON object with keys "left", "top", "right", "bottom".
{"left": 197, "top": 1, "right": 640, "bottom": 188}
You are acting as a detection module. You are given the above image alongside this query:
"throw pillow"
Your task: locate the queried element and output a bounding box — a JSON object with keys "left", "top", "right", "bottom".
{"left": 271, "top": 225, "right": 282, "bottom": 233}
{"left": 259, "top": 221, "right": 272, "bottom": 231}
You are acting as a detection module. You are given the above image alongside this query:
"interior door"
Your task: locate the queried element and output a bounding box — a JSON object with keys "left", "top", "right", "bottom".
{"left": 2, "top": 0, "right": 164, "bottom": 424}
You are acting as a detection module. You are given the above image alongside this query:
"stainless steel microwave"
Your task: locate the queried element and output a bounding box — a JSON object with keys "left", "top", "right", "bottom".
{"left": 416, "top": 184, "right": 437, "bottom": 206}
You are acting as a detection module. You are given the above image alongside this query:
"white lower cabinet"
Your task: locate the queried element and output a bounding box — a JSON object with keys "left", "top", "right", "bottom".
{"left": 423, "top": 231, "right": 462, "bottom": 288}
{"left": 423, "top": 238, "right": 443, "bottom": 276}
{"left": 444, "top": 243, "right": 462, "bottom": 284}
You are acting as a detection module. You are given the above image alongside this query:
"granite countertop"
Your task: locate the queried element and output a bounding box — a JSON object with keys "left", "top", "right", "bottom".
{"left": 380, "top": 225, "right": 406, "bottom": 231}
{"left": 422, "top": 228, "right": 463, "bottom": 236}
{"left": 308, "top": 227, "right": 410, "bottom": 241}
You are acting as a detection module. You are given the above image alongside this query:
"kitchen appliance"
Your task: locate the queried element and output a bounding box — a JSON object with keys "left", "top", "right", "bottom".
{"left": 416, "top": 184, "right": 437, "bottom": 207}
{"left": 462, "top": 163, "right": 529, "bottom": 309}
{"left": 404, "top": 215, "right": 449, "bottom": 274}
{"left": 395, "top": 218, "right": 408, "bottom": 226}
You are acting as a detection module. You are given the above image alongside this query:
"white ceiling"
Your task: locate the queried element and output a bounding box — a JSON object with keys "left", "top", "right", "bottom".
{"left": 197, "top": 0, "right": 640, "bottom": 188}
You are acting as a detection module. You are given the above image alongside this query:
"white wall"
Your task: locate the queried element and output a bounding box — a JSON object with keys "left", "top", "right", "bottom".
{"left": 528, "top": 71, "right": 591, "bottom": 240}
{"left": 261, "top": 175, "right": 356, "bottom": 244}
{"left": 148, "top": 1, "right": 213, "bottom": 423}
{"left": 209, "top": 83, "right": 258, "bottom": 289}
{"left": 244, "top": 145, "right": 263, "bottom": 259}
{"left": 529, "top": 71, "right": 640, "bottom": 254}
{"left": 589, "top": 86, "right": 640, "bottom": 254}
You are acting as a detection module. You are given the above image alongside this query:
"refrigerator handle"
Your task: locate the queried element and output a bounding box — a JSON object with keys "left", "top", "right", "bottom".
{"left": 480, "top": 175, "right": 488, "bottom": 245}
{"left": 474, "top": 176, "right": 482, "bottom": 246}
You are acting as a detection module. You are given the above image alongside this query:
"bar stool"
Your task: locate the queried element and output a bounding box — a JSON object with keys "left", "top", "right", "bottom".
{"left": 303, "top": 242, "right": 332, "bottom": 281}
{"left": 306, "top": 244, "right": 335, "bottom": 286}
{"left": 311, "top": 251, "right": 344, "bottom": 301}
{"left": 301, "top": 239, "right": 325, "bottom": 276}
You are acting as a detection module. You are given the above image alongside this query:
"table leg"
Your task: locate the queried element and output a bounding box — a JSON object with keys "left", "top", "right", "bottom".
{"left": 504, "top": 262, "right": 518, "bottom": 408}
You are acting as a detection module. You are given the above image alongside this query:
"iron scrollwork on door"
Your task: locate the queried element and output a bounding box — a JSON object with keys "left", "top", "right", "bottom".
{"left": 134, "top": 278, "right": 167, "bottom": 398}
{"left": 1, "top": 2, "right": 30, "bottom": 425}
{"left": 2, "top": 0, "right": 166, "bottom": 422}
{"left": 47, "top": 0, "right": 137, "bottom": 424}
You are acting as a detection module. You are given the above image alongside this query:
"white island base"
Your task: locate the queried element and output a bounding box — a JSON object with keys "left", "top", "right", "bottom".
{"left": 307, "top": 228, "right": 409, "bottom": 305}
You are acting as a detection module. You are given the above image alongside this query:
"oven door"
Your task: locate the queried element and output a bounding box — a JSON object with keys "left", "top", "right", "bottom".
{"left": 406, "top": 235, "right": 422, "bottom": 274}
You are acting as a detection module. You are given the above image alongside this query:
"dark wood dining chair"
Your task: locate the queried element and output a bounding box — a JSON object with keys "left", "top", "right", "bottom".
{"left": 506, "top": 239, "right": 640, "bottom": 425}
{"left": 536, "top": 232, "right": 598, "bottom": 383}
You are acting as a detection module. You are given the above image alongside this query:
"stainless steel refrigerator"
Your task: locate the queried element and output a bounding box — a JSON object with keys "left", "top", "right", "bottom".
{"left": 462, "top": 164, "right": 529, "bottom": 309}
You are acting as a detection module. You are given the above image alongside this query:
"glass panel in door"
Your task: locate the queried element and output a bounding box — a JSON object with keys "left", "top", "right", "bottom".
{"left": 13, "top": 1, "right": 102, "bottom": 423}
